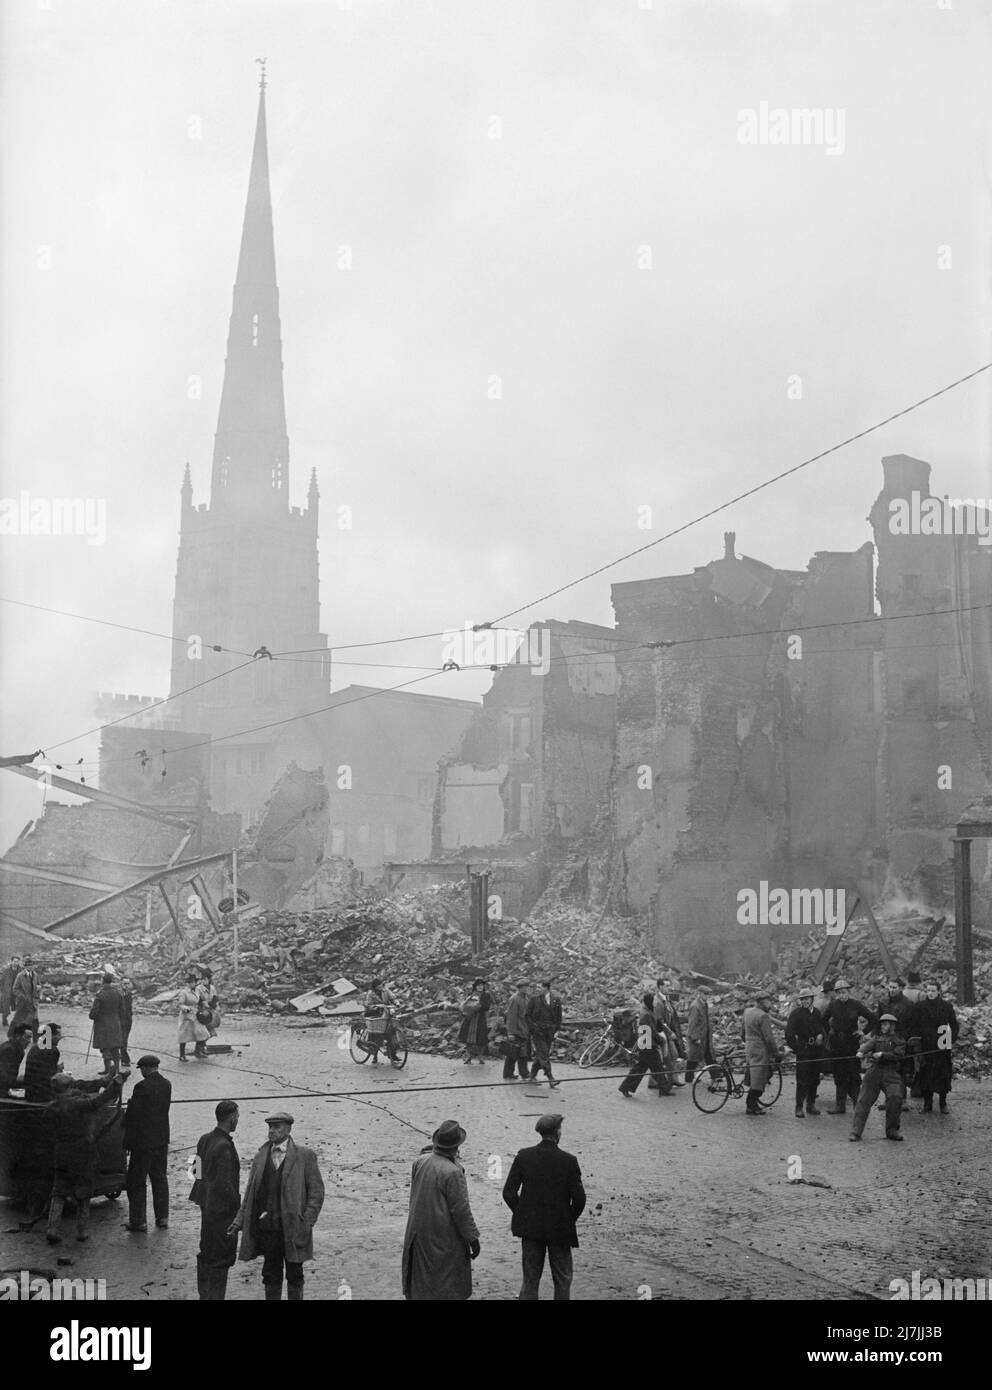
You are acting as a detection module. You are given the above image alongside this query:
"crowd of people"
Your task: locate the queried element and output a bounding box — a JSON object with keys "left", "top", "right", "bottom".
{"left": 0, "top": 950, "right": 965, "bottom": 1301}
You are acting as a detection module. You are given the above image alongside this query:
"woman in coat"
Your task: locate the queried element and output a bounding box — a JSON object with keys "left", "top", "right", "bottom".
{"left": 909, "top": 981, "right": 959, "bottom": 1113}
{"left": 458, "top": 978, "right": 492, "bottom": 1064}
{"left": 401, "top": 1121, "right": 480, "bottom": 1301}
{"left": 177, "top": 973, "right": 210, "bottom": 1061}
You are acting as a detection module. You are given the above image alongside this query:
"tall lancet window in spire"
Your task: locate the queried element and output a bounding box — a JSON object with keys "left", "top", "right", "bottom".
{"left": 252, "top": 312, "right": 259, "bottom": 347}
{"left": 271, "top": 459, "right": 283, "bottom": 490}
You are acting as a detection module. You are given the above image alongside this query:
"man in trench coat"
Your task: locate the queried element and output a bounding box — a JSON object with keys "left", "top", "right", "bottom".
{"left": 742, "top": 991, "right": 782, "bottom": 1116}
{"left": 89, "top": 973, "right": 126, "bottom": 1076}
{"left": 229, "top": 1111, "right": 325, "bottom": 1300}
{"left": 402, "top": 1119, "right": 480, "bottom": 1300}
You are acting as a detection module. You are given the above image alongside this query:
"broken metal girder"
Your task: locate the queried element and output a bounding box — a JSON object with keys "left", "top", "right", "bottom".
{"left": 38, "top": 850, "right": 235, "bottom": 934}
{"left": 1, "top": 764, "right": 198, "bottom": 827}
{"left": 0, "top": 860, "right": 118, "bottom": 893}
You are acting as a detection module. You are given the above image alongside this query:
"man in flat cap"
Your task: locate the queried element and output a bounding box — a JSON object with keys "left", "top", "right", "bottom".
{"left": 502, "top": 980, "right": 532, "bottom": 1081}
{"left": 526, "top": 977, "right": 563, "bottom": 1087}
{"left": 402, "top": 1119, "right": 480, "bottom": 1301}
{"left": 123, "top": 1055, "right": 172, "bottom": 1233}
{"left": 229, "top": 1112, "right": 325, "bottom": 1300}
{"left": 502, "top": 1114, "right": 586, "bottom": 1300}
{"left": 190, "top": 1100, "right": 241, "bottom": 1300}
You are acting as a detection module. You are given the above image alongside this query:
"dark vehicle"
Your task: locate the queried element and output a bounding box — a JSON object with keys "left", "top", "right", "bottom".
{"left": 0, "top": 1093, "right": 127, "bottom": 1212}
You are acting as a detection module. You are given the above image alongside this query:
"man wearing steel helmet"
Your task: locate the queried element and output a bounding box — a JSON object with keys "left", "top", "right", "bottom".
{"left": 849, "top": 1014, "right": 908, "bottom": 1142}
{"left": 821, "top": 979, "right": 877, "bottom": 1115}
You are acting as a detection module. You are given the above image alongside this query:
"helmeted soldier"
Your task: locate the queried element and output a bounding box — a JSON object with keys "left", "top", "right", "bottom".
{"left": 849, "top": 1015, "right": 907, "bottom": 1142}
{"left": 821, "top": 979, "right": 877, "bottom": 1115}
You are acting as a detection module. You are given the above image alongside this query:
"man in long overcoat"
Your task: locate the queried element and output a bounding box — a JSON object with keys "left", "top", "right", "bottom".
{"left": 502, "top": 1114, "right": 586, "bottom": 1300}
{"left": 784, "top": 986, "right": 825, "bottom": 1117}
{"left": 89, "top": 973, "right": 126, "bottom": 1075}
{"left": 190, "top": 1099, "right": 241, "bottom": 1300}
{"left": 229, "top": 1111, "right": 325, "bottom": 1300}
{"left": 742, "top": 991, "right": 781, "bottom": 1116}
{"left": 10, "top": 957, "right": 39, "bottom": 1041}
{"left": 402, "top": 1120, "right": 480, "bottom": 1301}
{"left": 1, "top": 955, "right": 22, "bottom": 1027}
{"left": 683, "top": 988, "right": 714, "bottom": 1084}
{"left": 502, "top": 980, "right": 531, "bottom": 1081}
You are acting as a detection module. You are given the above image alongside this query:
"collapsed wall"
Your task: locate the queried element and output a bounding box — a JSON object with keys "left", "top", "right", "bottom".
{"left": 611, "top": 534, "right": 884, "bottom": 975}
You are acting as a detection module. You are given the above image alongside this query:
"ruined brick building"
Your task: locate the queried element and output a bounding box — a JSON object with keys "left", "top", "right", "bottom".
{"left": 609, "top": 454, "right": 991, "bottom": 973}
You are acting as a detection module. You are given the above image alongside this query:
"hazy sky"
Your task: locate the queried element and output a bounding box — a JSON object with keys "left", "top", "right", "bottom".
{"left": 1, "top": 0, "right": 990, "bottom": 849}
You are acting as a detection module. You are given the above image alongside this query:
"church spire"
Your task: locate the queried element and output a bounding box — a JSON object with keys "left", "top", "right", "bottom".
{"left": 210, "top": 69, "right": 289, "bottom": 517}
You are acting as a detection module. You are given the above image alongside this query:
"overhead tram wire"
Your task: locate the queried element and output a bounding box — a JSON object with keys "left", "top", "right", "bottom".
{"left": 4, "top": 363, "right": 990, "bottom": 673}
{"left": 19, "top": 594, "right": 992, "bottom": 772}
{"left": 41, "top": 657, "right": 259, "bottom": 755}
{"left": 0, "top": 595, "right": 254, "bottom": 657}
{"left": 6, "top": 366, "right": 990, "bottom": 764}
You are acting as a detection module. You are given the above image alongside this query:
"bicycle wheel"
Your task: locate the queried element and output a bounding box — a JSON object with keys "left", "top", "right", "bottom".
{"left": 758, "top": 1064, "right": 783, "bottom": 1108}
{"left": 578, "top": 1034, "right": 611, "bottom": 1068}
{"left": 390, "top": 1029, "right": 409, "bottom": 1069}
{"left": 349, "top": 1026, "right": 371, "bottom": 1063}
{"left": 692, "top": 1064, "right": 731, "bottom": 1113}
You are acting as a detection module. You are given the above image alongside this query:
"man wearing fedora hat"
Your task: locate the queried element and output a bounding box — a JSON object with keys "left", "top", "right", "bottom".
{"left": 229, "top": 1111, "right": 325, "bottom": 1300}
{"left": 526, "top": 978, "right": 563, "bottom": 1087}
{"left": 502, "top": 1114, "right": 586, "bottom": 1300}
{"left": 402, "top": 1119, "right": 480, "bottom": 1300}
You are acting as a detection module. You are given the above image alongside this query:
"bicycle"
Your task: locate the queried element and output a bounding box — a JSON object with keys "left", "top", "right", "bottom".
{"left": 691, "top": 1047, "right": 783, "bottom": 1113}
{"left": 577, "top": 1012, "right": 637, "bottom": 1069}
{"left": 349, "top": 1016, "right": 409, "bottom": 1069}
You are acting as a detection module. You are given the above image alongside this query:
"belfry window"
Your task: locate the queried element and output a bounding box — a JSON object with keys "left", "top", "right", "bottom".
{"left": 271, "top": 459, "right": 283, "bottom": 490}
{"left": 252, "top": 313, "right": 259, "bottom": 347}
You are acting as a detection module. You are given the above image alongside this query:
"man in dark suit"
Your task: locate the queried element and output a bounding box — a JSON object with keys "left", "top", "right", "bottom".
{"left": 123, "top": 1055, "right": 172, "bottom": 1233}
{"left": 190, "top": 1099, "right": 241, "bottom": 1300}
{"left": 526, "top": 978, "right": 563, "bottom": 1087}
{"left": 502, "top": 1113, "right": 586, "bottom": 1301}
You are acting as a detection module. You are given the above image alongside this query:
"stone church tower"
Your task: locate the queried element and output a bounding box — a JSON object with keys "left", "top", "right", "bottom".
{"left": 169, "top": 75, "right": 329, "bottom": 821}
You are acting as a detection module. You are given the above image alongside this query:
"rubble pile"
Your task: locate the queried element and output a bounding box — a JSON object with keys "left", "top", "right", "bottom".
{"left": 18, "top": 892, "right": 992, "bottom": 1076}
